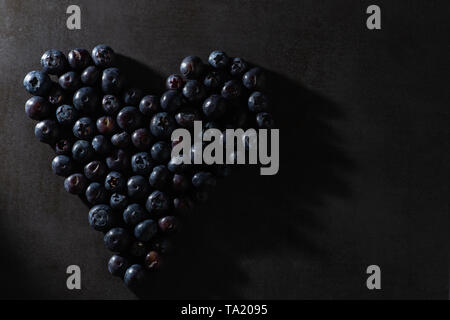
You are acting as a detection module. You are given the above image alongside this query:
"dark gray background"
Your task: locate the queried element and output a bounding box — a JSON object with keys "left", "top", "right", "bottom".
{"left": 0, "top": 0, "right": 448, "bottom": 299}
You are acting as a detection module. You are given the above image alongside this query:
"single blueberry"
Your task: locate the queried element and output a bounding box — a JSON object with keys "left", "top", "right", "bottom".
{"left": 104, "top": 227, "right": 132, "bottom": 253}
{"left": 134, "top": 219, "right": 158, "bottom": 242}
{"left": 51, "top": 155, "right": 73, "bottom": 177}
{"left": 56, "top": 104, "right": 78, "bottom": 126}
{"left": 72, "top": 140, "right": 94, "bottom": 163}
{"left": 123, "top": 203, "right": 147, "bottom": 227}
{"left": 131, "top": 152, "right": 153, "bottom": 175}
{"left": 24, "top": 71, "right": 52, "bottom": 96}
{"left": 88, "top": 204, "right": 114, "bottom": 232}
{"left": 40, "top": 49, "right": 67, "bottom": 75}
{"left": 108, "top": 255, "right": 130, "bottom": 277}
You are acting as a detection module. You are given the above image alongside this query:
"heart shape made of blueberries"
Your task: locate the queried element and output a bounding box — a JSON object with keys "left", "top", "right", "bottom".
{"left": 23, "top": 45, "right": 275, "bottom": 290}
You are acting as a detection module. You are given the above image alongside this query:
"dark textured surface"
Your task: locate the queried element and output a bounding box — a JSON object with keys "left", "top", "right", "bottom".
{"left": 0, "top": 0, "right": 448, "bottom": 299}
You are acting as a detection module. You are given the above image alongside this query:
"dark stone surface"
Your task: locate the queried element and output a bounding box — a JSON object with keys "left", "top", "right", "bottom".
{"left": 0, "top": 0, "right": 448, "bottom": 299}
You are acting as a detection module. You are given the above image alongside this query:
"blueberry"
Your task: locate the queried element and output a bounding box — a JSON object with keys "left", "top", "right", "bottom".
{"left": 56, "top": 104, "right": 78, "bottom": 125}
{"left": 182, "top": 80, "right": 206, "bottom": 102}
{"left": 134, "top": 219, "right": 158, "bottom": 242}
{"left": 23, "top": 71, "right": 52, "bottom": 96}
{"left": 72, "top": 140, "right": 94, "bottom": 163}
{"left": 73, "top": 87, "right": 99, "bottom": 113}
{"left": 166, "top": 74, "right": 185, "bottom": 90}
{"left": 81, "top": 66, "right": 100, "bottom": 86}
{"left": 68, "top": 48, "right": 92, "bottom": 70}
{"left": 116, "top": 106, "right": 143, "bottom": 132}
{"left": 96, "top": 116, "right": 117, "bottom": 136}
{"left": 47, "top": 84, "right": 66, "bottom": 106}
{"left": 150, "top": 141, "right": 171, "bottom": 164}
{"left": 123, "top": 88, "right": 143, "bottom": 106}
{"left": 102, "top": 95, "right": 121, "bottom": 115}
{"left": 131, "top": 152, "right": 153, "bottom": 175}
{"left": 248, "top": 91, "right": 269, "bottom": 112}
{"left": 108, "top": 255, "right": 130, "bottom": 277}
{"left": 256, "top": 112, "right": 274, "bottom": 129}
{"left": 175, "top": 109, "right": 200, "bottom": 129}
{"left": 203, "top": 70, "right": 226, "bottom": 89}
{"left": 92, "top": 135, "right": 112, "bottom": 155}
{"left": 40, "top": 49, "right": 67, "bottom": 75}
{"left": 149, "top": 165, "right": 170, "bottom": 189}
{"left": 91, "top": 44, "right": 115, "bottom": 68}
{"left": 167, "top": 156, "right": 190, "bottom": 173}
{"left": 123, "top": 203, "right": 147, "bottom": 227}
{"left": 139, "top": 95, "right": 159, "bottom": 116}
{"left": 129, "top": 241, "right": 148, "bottom": 258}
{"left": 25, "top": 96, "right": 50, "bottom": 120}
{"left": 51, "top": 155, "right": 73, "bottom": 177}
{"left": 146, "top": 191, "right": 170, "bottom": 215}
{"left": 111, "top": 131, "right": 131, "bottom": 148}
{"left": 172, "top": 174, "right": 190, "bottom": 193}
{"left": 85, "top": 182, "right": 108, "bottom": 205}
{"left": 160, "top": 90, "right": 185, "bottom": 113}
{"left": 208, "top": 50, "right": 229, "bottom": 69}
{"left": 221, "top": 80, "right": 242, "bottom": 99}
{"left": 144, "top": 251, "right": 163, "bottom": 271}
{"left": 149, "top": 112, "right": 176, "bottom": 139}
{"left": 34, "top": 120, "right": 59, "bottom": 143}
{"left": 64, "top": 173, "right": 88, "bottom": 194}
{"left": 180, "top": 56, "right": 204, "bottom": 79}
{"left": 73, "top": 117, "right": 95, "bottom": 139}
{"left": 158, "top": 216, "right": 179, "bottom": 233}
{"left": 102, "top": 67, "right": 124, "bottom": 94}
{"left": 88, "top": 204, "right": 114, "bottom": 232}
{"left": 131, "top": 128, "right": 153, "bottom": 150}
{"left": 104, "top": 227, "right": 132, "bottom": 253}
{"left": 104, "top": 171, "right": 125, "bottom": 193}
{"left": 110, "top": 193, "right": 128, "bottom": 211}
{"left": 242, "top": 67, "right": 265, "bottom": 90}
{"left": 173, "top": 196, "right": 194, "bottom": 216}
{"left": 192, "top": 171, "right": 216, "bottom": 189}
{"left": 84, "top": 160, "right": 107, "bottom": 181}
{"left": 58, "top": 71, "right": 81, "bottom": 91}
{"left": 202, "top": 95, "right": 226, "bottom": 120}
{"left": 127, "top": 175, "right": 150, "bottom": 200}
{"left": 55, "top": 139, "right": 71, "bottom": 155}
{"left": 230, "top": 57, "right": 248, "bottom": 76}
{"left": 124, "top": 264, "right": 147, "bottom": 289}
{"left": 106, "top": 149, "right": 129, "bottom": 171}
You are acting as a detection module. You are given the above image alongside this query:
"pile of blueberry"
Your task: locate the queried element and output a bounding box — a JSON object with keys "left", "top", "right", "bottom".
{"left": 23, "top": 45, "right": 273, "bottom": 289}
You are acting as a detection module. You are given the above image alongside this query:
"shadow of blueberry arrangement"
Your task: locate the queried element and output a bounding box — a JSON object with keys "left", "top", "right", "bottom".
{"left": 23, "top": 45, "right": 353, "bottom": 299}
